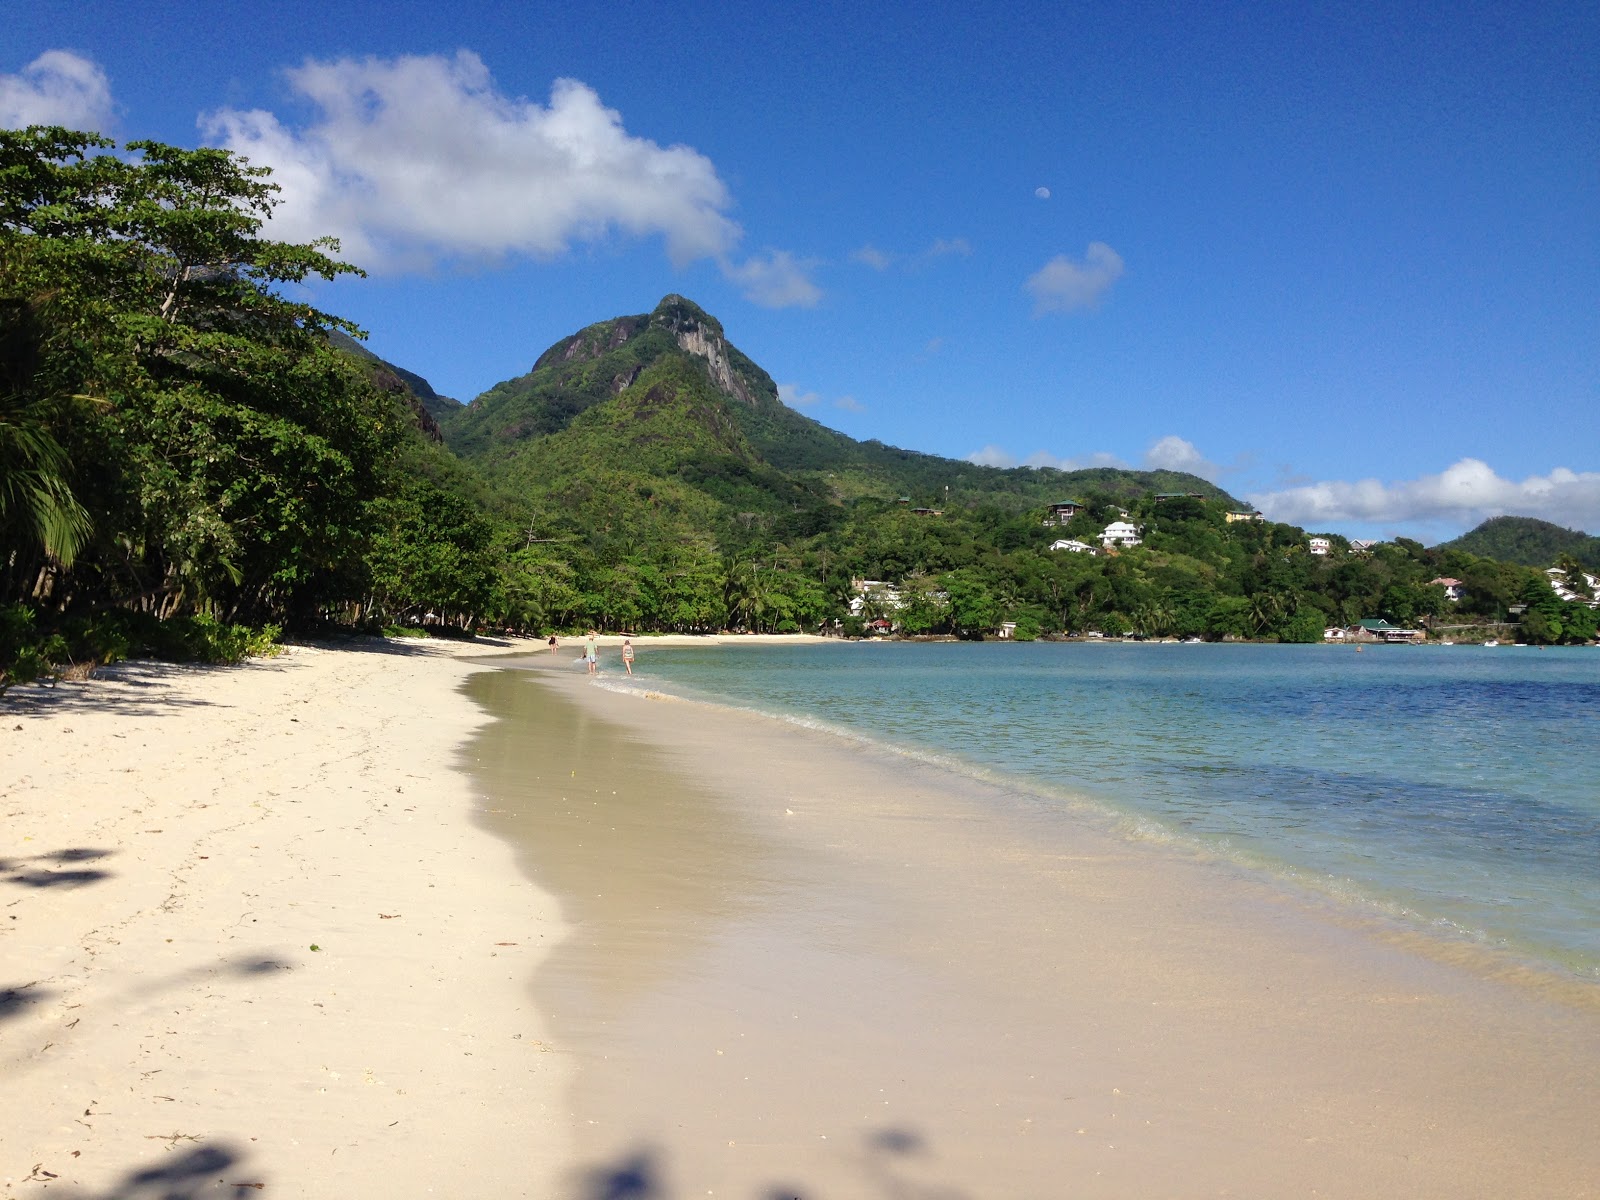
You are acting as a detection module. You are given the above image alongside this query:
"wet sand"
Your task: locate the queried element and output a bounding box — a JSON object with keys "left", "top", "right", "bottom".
{"left": 470, "top": 657, "right": 1600, "bottom": 1199}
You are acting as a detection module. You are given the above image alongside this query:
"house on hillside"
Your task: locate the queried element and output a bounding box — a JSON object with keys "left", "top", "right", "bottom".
{"left": 1101, "top": 520, "right": 1142, "bottom": 549}
{"left": 1430, "top": 577, "right": 1465, "bottom": 603}
{"left": 848, "top": 579, "right": 903, "bottom": 618}
{"left": 1309, "top": 537, "right": 1331, "bottom": 556}
{"left": 1225, "top": 510, "right": 1264, "bottom": 523}
{"left": 1043, "top": 500, "right": 1087, "bottom": 526}
{"left": 1349, "top": 539, "right": 1379, "bottom": 552}
{"left": 1049, "top": 539, "right": 1096, "bottom": 554}
{"left": 1546, "top": 567, "right": 1600, "bottom": 607}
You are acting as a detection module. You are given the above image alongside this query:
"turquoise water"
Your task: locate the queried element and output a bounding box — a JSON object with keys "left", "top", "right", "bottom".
{"left": 608, "top": 641, "right": 1600, "bottom": 978}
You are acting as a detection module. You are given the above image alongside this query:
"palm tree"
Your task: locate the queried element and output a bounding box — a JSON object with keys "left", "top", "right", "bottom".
{"left": 0, "top": 391, "right": 91, "bottom": 567}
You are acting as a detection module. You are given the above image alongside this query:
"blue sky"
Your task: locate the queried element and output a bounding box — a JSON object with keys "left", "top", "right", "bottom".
{"left": 5, "top": 1, "right": 1597, "bottom": 542}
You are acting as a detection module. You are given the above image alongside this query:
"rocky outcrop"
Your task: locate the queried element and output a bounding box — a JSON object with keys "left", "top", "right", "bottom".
{"left": 650, "top": 294, "right": 756, "bottom": 406}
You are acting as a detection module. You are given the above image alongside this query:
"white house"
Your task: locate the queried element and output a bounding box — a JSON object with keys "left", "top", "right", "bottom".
{"left": 1101, "top": 520, "right": 1142, "bottom": 549}
{"left": 1546, "top": 567, "right": 1600, "bottom": 607}
{"left": 1042, "top": 500, "right": 1086, "bottom": 527}
{"left": 1049, "top": 538, "right": 1096, "bottom": 554}
{"left": 1430, "top": 576, "right": 1465, "bottom": 602}
{"left": 1309, "top": 537, "right": 1331, "bottom": 556}
{"left": 848, "top": 579, "right": 903, "bottom": 616}
{"left": 1224, "top": 510, "right": 1264, "bottom": 523}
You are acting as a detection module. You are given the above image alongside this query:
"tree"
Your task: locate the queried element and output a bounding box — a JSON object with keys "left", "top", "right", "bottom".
{"left": 1, "top": 127, "right": 416, "bottom": 628}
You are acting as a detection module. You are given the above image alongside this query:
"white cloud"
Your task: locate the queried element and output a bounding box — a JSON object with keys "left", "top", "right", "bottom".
{"left": 778, "top": 383, "right": 822, "bottom": 409}
{"left": 851, "top": 244, "right": 892, "bottom": 270}
{"left": 967, "top": 445, "right": 1016, "bottom": 468}
{"left": 1143, "top": 435, "right": 1225, "bottom": 481}
{"left": 966, "top": 446, "right": 1130, "bottom": 471}
{"left": 1248, "top": 459, "right": 1600, "bottom": 533}
{"left": 926, "top": 237, "right": 971, "bottom": 259}
{"left": 202, "top": 52, "right": 745, "bottom": 272}
{"left": 723, "top": 249, "right": 822, "bottom": 308}
{"left": 780, "top": 383, "right": 862, "bottom": 413}
{"left": 1025, "top": 242, "right": 1125, "bottom": 313}
{"left": 0, "top": 50, "right": 113, "bottom": 131}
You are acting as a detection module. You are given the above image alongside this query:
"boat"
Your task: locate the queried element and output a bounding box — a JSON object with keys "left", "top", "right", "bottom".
{"left": 1483, "top": 639, "right": 1498, "bottom": 647}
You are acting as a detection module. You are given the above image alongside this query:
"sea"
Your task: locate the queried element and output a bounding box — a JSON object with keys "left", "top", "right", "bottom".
{"left": 600, "top": 640, "right": 1600, "bottom": 981}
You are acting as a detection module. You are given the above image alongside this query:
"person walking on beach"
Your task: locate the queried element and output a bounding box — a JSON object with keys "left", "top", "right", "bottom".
{"left": 584, "top": 630, "right": 598, "bottom": 674}
{"left": 548, "top": 634, "right": 558, "bottom": 652}
{"left": 621, "top": 638, "right": 635, "bottom": 676}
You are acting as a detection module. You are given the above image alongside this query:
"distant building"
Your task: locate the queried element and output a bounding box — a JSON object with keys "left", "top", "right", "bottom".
{"left": 1309, "top": 537, "right": 1331, "bottom": 556}
{"left": 1546, "top": 567, "right": 1600, "bottom": 608}
{"left": 1354, "top": 618, "right": 1423, "bottom": 643}
{"left": 910, "top": 507, "right": 943, "bottom": 516}
{"left": 1430, "top": 577, "right": 1465, "bottom": 603}
{"left": 1153, "top": 492, "right": 1207, "bottom": 503}
{"left": 1349, "top": 539, "right": 1379, "bottom": 552}
{"left": 1042, "top": 500, "right": 1087, "bottom": 527}
{"left": 848, "top": 579, "right": 903, "bottom": 617}
{"left": 1224, "top": 510, "right": 1264, "bottom": 523}
{"left": 1101, "top": 520, "right": 1143, "bottom": 549}
{"left": 1323, "top": 626, "right": 1347, "bottom": 641}
{"left": 1049, "top": 538, "right": 1096, "bottom": 554}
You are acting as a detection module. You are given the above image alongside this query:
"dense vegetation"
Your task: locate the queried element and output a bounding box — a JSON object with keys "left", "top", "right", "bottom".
{"left": 3, "top": 128, "right": 1594, "bottom": 688}
{"left": 1436, "top": 516, "right": 1600, "bottom": 574}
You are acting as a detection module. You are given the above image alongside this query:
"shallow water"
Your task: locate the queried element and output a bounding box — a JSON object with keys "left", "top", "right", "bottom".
{"left": 606, "top": 641, "right": 1600, "bottom": 977}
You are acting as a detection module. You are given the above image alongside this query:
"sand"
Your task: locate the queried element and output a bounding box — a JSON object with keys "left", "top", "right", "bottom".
{"left": 479, "top": 654, "right": 1600, "bottom": 1199}
{"left": 6, "top": 636, "right": 1598, "bottom": 1199}
{"left": 2, "top": 637, "right": 567, "bottom": 1199}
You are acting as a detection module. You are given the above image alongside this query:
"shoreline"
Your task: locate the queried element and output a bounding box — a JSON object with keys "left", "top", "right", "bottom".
{"left": 2, "top": 637, "right": 568, "bottom": 1199}
{"left": 478, "top": 655, "right": 1600, "bottom": 1198}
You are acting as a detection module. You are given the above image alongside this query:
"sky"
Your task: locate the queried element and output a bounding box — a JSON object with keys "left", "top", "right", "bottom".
{"left": 5, "top": 0, "right": 1597, "bottom": 543}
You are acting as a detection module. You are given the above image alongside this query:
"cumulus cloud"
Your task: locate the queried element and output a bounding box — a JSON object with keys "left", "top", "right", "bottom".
{"left": 966, "top": 446, "right": 1129, "bottom": 471}
{"left": 778, "top": 383, "right": 822, "bottom": 409}
{"left": 779, "top": 383, "right": 863, "bottom": 413}
{"left": 926, "top": 237, "right": 971, "bottom": 259}
{"left": 849, "top": 237, "right": 971, "bottom": 273}
{"left": 203, "top": 51, "right": 806, "bottom": 287}
{"left": 1025, "top": 242, "right": 1124, "bottom": 313}
{"left": 1143, "top": 435, "right": 1225, "bottom": 481}
{"left": 0, "top": 50, "right": 114, "bottom": 131}
{"left": 851, "top": 244, "right": 892, "bottom": 271}
{"left": 723, "top": 249, "right": 822, "bottom": 308}
{"left": 1248, "top": 459, "right": 1600, "bottom": 532}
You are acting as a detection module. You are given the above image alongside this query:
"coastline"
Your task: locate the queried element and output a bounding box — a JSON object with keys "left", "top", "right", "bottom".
{"left": 479, "top": 654, "right": 1600, "bottom": 1198}
{"left": 2, "top": 637, "right": 567, "bottom": 1199}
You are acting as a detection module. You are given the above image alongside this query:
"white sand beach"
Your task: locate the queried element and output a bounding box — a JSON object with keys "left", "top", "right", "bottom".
{"left": 2, "top": 638, "right": 567, "bottom": 1199}
{"left": 5, "top": 637, "right": 1598, "bottom": 1199}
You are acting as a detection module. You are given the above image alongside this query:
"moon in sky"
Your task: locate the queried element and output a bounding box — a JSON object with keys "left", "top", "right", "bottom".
{"left": 1035, "top": 186, "right": 1051, "bottom": 199}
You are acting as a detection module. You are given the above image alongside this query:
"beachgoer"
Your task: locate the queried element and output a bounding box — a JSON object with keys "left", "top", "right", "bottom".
{"left": 621, "top": 638, "right": 634, "bottom": 676}
{"left": 547, "top": 635, "right": 558, "bottom": 652}
{"left": 584, "top": 630, "right": 598, "bottom": 674}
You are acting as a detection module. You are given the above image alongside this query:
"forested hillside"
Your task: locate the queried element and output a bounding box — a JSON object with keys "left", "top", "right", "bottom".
{"left": 4, "top": 130, "right": 1595, "bottom": 689}
{"left": 1437, "top": 516, "right": 1600, "bottom": 573}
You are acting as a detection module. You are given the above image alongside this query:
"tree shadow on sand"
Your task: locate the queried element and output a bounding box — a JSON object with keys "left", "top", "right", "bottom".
{"left": 576, "top": 1128, "right": 972, "bottom": 1200}
{"left": 1, "top": 847, "right": 115, "bottom": 890}
{"left": 32, "top": 1140, "right": 266, "bottom": 1199}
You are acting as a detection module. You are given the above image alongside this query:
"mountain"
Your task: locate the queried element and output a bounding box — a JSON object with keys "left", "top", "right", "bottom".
{"left": 1436, "top": 516, "right": 1600, "bottom": 571}
{"left": 327, "top": 329, "right": 465, "bottom": 436}
{"left": 443, "top": 295, "right": 1237, "bottom": 537}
